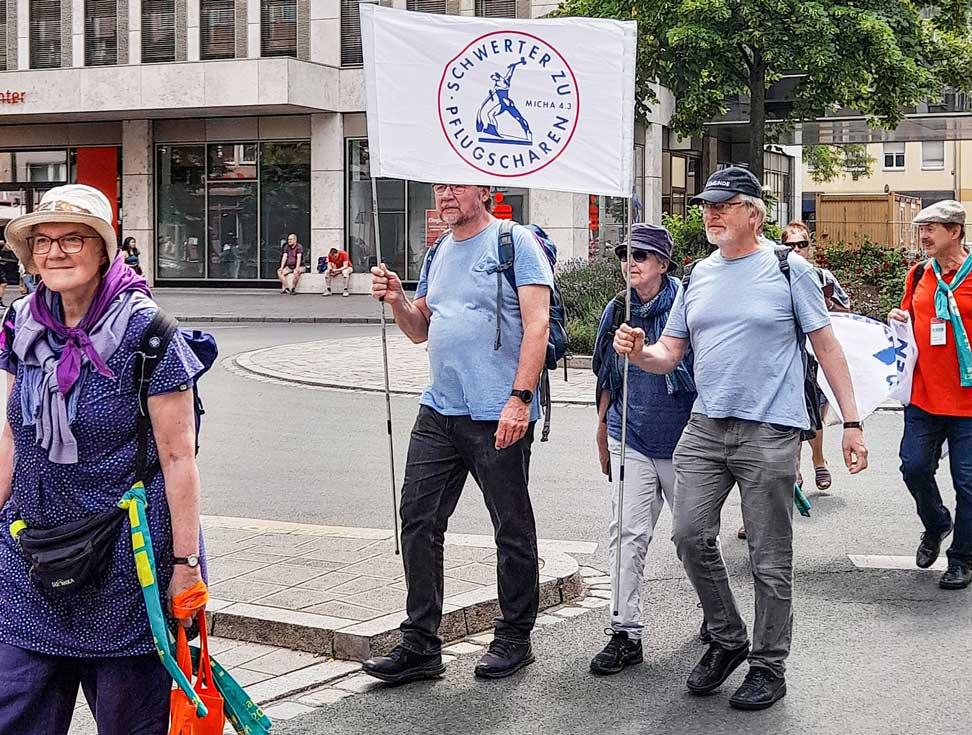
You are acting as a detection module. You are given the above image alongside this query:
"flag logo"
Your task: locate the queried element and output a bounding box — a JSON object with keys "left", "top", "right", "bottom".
{"left": 437, "top": 31, "right": 580, "bottom": 178}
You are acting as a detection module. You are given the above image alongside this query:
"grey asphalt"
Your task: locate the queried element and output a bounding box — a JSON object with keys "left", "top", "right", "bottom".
{"left": 195, "top": 323, "right": 970, "bottom": 734}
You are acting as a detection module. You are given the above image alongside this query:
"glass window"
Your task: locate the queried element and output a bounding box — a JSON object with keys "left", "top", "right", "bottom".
{"left": 259, "top": 142, "right": 311, "bottom": 279}
{"left": 407, "top": 0, "right": 446, "bottom": 11}
{"left": 142, "top": 0, "right": 175, "bottom": 63}
{"left": 200, "top": 0, "right": 236, "bottom": 60}
{"left": 340, "top": 0, "right": 362, "bottom": 66}
{"left": 475, "top": 0, "right": 516, "bottom": 16}
{"left": 922, "top": 141, "right": 945, "bottom": 170}
{"left": 208, "top": 143, "right": 258, "bottom": 180}
{"left": 883, "top": 142, "right": 906, "bottom": 170}
{"left": 0, "top": 1, "right": 8, "bottom": 71}
{"left": 30, "top": 0, "right": 61, "bottom": 69}
{"left": 6, "top": 150, "right": 69, "bottom": 182}
{"left": 208, "top": 181, "right": 258, "bottom": 279}
{"left": 262, "top": 0, "right": 297, "bottom": 57}
{"left": 157, "top": 145, "right": 206, "bottom": 279}
{"left": 346, "top": 139, "right": 406, "bottom": 276}
{"left": 85, "top": 0, "right": 117, "bottom": 65}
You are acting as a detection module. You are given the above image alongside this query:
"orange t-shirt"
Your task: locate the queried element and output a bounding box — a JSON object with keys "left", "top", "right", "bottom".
{"left": 904, "top": 263, "right": 972, "bottom": 416}
{"left": 328, "top": 250, "right": 350, "bottom": 268}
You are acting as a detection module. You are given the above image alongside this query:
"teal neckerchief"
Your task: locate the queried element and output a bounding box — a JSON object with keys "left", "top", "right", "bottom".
{"left": 930, "top": 255, "right": 972, "bottom": 387}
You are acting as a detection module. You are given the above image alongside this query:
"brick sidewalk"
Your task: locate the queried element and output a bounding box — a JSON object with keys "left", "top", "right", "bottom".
{"left": 154, "top": 288, "right": 389, "bottom": 324}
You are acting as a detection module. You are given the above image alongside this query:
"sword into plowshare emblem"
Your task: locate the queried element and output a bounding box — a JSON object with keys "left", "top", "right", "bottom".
{"left": 476, "top": 57, "right": 532, "bottom": 145}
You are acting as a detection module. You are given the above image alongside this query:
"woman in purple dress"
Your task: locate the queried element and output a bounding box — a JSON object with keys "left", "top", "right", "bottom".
{"left": 0, "top": 185, "right": 205, "bottom": 734}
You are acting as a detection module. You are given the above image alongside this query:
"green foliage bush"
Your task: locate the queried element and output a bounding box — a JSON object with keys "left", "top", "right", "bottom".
{"left": 816, "top": 241, "right": 918, "bottom": 319}
{"left": 557, "top": 256, "right": 624, "bottom": 354}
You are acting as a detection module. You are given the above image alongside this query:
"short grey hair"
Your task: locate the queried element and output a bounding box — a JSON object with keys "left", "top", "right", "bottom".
{"left": 738, "top": 194, "right": 767, "bottom": 229}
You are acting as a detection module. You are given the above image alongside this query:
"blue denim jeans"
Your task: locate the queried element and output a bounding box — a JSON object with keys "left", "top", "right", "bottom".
{"left": 899, "top": 404, "right": 972, "bottom": 563}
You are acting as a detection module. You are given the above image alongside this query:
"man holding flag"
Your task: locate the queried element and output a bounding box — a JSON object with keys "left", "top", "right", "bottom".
{"left": 614, "top": 167, "right": 868, "bottom": 711}
{"left": 890, "top": 200, "right": 972, "bottom": 590}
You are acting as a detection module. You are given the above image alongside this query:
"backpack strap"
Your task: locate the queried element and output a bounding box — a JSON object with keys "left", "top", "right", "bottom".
{"left": 493, "top": 220, "right": 517, "bottom": 351}
{"left": 134, "top": 308, "right": 179, "bottom": 484}
{"left": 774, "top": 246, "right": 792, "bottom": 283}
{"left": 610, "top": 290, "right": 627, "bottom": 331}
{"left": 681, "top": 258, "right": 705, "bottom": 291}
{"left": 902, "top": 260, "right": 929, "bottom": 313}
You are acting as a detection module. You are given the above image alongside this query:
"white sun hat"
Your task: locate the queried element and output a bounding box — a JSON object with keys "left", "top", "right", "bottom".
{"left": 3, "top": 184, "right": 118, "bottom": 274}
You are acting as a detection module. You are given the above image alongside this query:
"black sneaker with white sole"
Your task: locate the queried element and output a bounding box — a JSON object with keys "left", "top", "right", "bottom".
{"left": 590, "top": 630, "right": 643, "bottom": 675}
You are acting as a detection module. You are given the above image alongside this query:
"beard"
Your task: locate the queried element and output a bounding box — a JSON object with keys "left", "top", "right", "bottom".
{"left": 440, "top": 208, "right": 470, "bottom": 228}
{"left": 705, "top": 226, "right": 734, "bottom": 248}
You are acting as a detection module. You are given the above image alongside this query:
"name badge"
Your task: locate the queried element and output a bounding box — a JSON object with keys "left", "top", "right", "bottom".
{"left": 931, "top": 318, "right": 947, "bottom": 346}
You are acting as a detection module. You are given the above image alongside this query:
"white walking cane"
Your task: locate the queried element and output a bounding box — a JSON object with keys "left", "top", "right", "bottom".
{"left": 371, "top": 175, "right": 401, "bottom": 556}
{"left": 612, "top": 196, "right": 634, "bottom": 617}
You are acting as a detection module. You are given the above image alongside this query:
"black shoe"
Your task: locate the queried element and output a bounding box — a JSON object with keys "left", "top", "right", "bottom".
{"left": 729, "top": 666, "right": 787, "bottom": 710}
{"left": 697, "top": 603, "right": 711, "bottom": 644}
{"left": 686, "top": 642, "right": 749, "bottom": 695}
{"left": 362, "top": 645, "right": 446, "bottom": 684}
{"left": 737, "top": 526, "right": 747, "bottom": 540}
{"left": 939, "top": 559, "right": 972, "bottom": 590}
{"left": 917, "top": 523, "right": 953, "bottom": 569}
{"left": 589, "top": 630, "right": 643, "bottom": 675}
{"left": 474, "top": 638, "right": 535, "bottom": 679}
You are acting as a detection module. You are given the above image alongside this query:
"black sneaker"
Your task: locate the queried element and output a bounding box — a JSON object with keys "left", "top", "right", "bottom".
{"left": 939, "top": 559, "right": 972, "bottom": 590}
{"left": 362, "top": 644, "right": 446, "bottom": 684}
{"left": 686, "top": 642, "right": 749, "bottom": 695}
{"left": 917, "top": 523, "right": 953, "bottom": 569}
{"left": 729, "top": 666, "right": 787, "bottom": 710}
{"left": 474, "top": 638, "right": 535, "bottom": 679}
{"left": 589, "top": 630, "right": 643, "bottom": 675}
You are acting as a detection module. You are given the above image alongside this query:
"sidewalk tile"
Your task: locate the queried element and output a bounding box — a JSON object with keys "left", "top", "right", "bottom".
{"left": 333, "top": 674, "right": 385, "bottom": 693}
{"left": 300, "top": 571, "right": 359, "bottom": 591}
{"left": 340, "top": 556, "right": 407, "bottom": 580}
{"left": 207, "top": 557, "right": 268, "bottom": 582}
{"left": 553, "top": 606, "right": 590, "bottom": 618}
{"left": 211, "top": 642, "right": 280, "bottom": 668}
{"left": 443, "top": 642, "right": 482, "bottom": 655}
{"left": 223, "top": 667, "right": 272, "bottom": 687}
{"left": 209, "top": 578, "right": 287, "bottom": 603}
{"left": 326, "top": 575, "right": 390, "bottom": 596}
{"left": 446, "top": 563, "right": 496, "bottom": 585}
{"left": 298, "top": 688, "right": 353, "bottom": 707}
{"left": 240, "top": 648, "right": 323, "bottom": 675}
{"left": 304, "top": 600, "right": 383, "bottom": 622}
{"left": 258, "top": 588, "right": 336, "bottom": 610}
{"left": 247, "top": 661, "right": 361, "bottom": 704}
{"left": 243, "top": 563, "right": 330, "bottom": 587}
{"left": 467, "top": 632, "right": 493, "bottom": 645}
{"left": 533, "top": 614, "right": 562, "bottom": 626}
{"left": 261, "top": 701, "right": 317, "bottom": 721}
{"left": 340, "top": 586, "right": 407, "bottom": 613}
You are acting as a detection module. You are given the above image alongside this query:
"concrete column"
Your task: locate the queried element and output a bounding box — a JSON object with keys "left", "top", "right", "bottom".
{"left": 306, "top": 113, "right": 346, "bottom": 293}
{"left": 309, "top": 0, "right": 338, "bottom": 66}
{"left": 61, "top": 0, "right": 73, "bottom": 66}
{"left": 529, "top": 189, "right": 589, "bottom": 261}
{"left": 6, "top": 0, "right": 18, "bottom": 70}
{"left": 186, "top": 0, "right": 199, "bottom": 60}
{"left": 175, "top": 0, "right": 187, "bottom": 59}
{"left": 128, "top": 0, "right": 141, "bottom": 64}
{"left": 71, "top": 0, "right": 83, "bottom": 66}
{"left": 643, "top": 122, "right": 663, "bottom": 226}
{"left": 16, "top": 0, "right": 27, "bottom": 68}
{"left": 233, "top": 0, "right": 246, "bottom": 57}
{"left": 246, "top": 0, "right": 259, "bottom": 57}
{"left": 122, "top": 120, "right": 155, "bottom": 285}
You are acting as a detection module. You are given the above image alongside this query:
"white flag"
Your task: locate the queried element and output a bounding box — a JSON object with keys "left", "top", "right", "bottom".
{"left": 886, "top": 317, "right": 917, "bottom": 405}
{"left": 807, "top": 313, "right": 907, "bottom": 422}
{"left": 360, "top": 5, "right": 637, "bottom": 197}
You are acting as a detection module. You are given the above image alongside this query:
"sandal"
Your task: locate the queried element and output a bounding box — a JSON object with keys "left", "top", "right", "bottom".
{"left": 815, "top": 465, "right": 832, "bottom": 491}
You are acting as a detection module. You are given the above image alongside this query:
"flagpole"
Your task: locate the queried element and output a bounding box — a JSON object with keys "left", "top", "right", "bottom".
{"left": 612, "top": 195, "right": 634, "bottom": 618}
{"left": 371, "top": 174, "right": 401, "bottom": 556}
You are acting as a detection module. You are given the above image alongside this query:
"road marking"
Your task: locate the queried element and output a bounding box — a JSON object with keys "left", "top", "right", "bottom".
{"left": 848, "top": 554, "right": 948, "bottom": 572}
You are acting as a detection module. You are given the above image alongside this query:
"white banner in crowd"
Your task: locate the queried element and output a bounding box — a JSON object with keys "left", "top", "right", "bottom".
{"left": 360, "top": 4, "right": 637, "bottom": 196}
{"left": 807, "top": 312, "right": 917, "bottom": 422}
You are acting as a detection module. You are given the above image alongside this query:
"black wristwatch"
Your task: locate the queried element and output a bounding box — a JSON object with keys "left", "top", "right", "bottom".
{"left": 843, "top": 421, "right": 863, "bottom": 431}
{"left": 511, "top": 389, "right": 533, "bottom": 404}
{"left": 173, "top": 554, "right": 200, "bottom": 568}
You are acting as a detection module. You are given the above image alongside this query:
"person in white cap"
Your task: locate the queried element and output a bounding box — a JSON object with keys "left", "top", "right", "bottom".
{"left": 0, "top": 185, "right": 208, "bottom": 734}
{"left": 890, "top": 199, "right": 972, "bottom": 590}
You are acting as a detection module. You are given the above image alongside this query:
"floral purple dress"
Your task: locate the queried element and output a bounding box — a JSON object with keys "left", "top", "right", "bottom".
{"left": 0, "top": 305, "right": 203, "bottom": 657}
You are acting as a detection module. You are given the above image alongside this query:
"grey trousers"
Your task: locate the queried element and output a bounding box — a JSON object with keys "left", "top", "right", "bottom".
{"left": 607, "top": 438, "right": 676, "bottom": 640}
{"left": 671, "top": 414, "right": 800, "bottom": 677}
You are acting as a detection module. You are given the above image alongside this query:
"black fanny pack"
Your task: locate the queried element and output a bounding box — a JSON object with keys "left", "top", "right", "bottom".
{"left": 15, "top": 507, "right": 127, "bottom": 598}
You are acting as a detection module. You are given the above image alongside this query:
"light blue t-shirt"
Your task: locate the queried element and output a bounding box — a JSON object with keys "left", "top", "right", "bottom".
{"left": 662, "top": 246, "right": 831, "bottom": 429}
{"left": 415, "top": 219, "right": 554, "bottom": 421}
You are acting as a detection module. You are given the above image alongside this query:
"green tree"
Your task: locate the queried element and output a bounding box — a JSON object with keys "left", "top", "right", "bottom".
{"left": 803, "top": 144, "right": 875, "bottom": 183}
{"left": 555, "top": 0, "right": 972, "bottom": 181}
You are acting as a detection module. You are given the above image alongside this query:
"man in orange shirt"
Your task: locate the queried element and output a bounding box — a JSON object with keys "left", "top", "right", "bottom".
{"left": 890, "top": 200, "right": 972, "bottom": 589}
{"left": 324, "top": 247, "right": 353, "bottom": 297}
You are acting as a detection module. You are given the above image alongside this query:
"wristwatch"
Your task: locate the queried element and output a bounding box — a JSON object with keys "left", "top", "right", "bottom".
{"left": 173, "top": 554, "right": 200, "bottom": 568}
{"left": 842, "top": 421, "right": 863, "bottom": 431}
{"left": 511, "top": 389, "right": 534, "bottom": 404}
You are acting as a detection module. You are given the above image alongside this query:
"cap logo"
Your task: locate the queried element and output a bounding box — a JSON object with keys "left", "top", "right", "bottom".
{"left": 709, "top": 180, "right": 731, "bottom": 187}
{"left": 38, "top": 200, "right": 94, "bottom": 215}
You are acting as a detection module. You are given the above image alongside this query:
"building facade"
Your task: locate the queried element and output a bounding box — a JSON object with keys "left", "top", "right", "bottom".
{"left": 0, "top": 0, "right": 798, "bottom": 289}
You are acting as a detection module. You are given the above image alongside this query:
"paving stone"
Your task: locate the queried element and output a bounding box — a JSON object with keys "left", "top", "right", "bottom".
{"left": 580, "top": 596, "right": 611, "bottom": 609}
{"left": 240, "top": 648, "right": 323, "bottom": 676}
{"left": 257, "top": 587, "right": 336, "bottom": 611}
{"left": 443, "top": 641, "right": 482, "bottom": 655}
{"left": 207, "top": 636, "right": 243, "bottom": 656}
{"left": 585, "top": 575, "right": 612, "bottom": 586}
{"left": 553, "top": 606, "right": 591, "bottom": 618}
{"left": 326, "top": 575, "right": 391, "bottom": 596}
{"left": 242, "top": 563, "right": 329, "bottom": 587}
{"left": 340, "top": 555, "right": 407, "bottom": 580}
{"left": 300, "top": 547, "right": 383, "bottom": 564}
{"left": 297, "top": 688, "right": 353, "bottom": 707}
{"left": 214, "top": 603, "right": 352, "bottom": 654}
{"left": 304, "top": 600, "right": 384, "bottom": 621}
{"left": 299, "top": 571, "right": 359, "bottom": 591}
{"left": 579, "top": 566, "right": 603, "bottom": 577}
{"left": 333, "top": 674, "right": 386, "bottom": 693}
{"left": 210, "top": 641, "right": 280, "bottom": 668}
{"left": 247, "top": 661, "right": 362, "bottom": 704}
{"left": 341, "top": 585, "right": 408, "bottom": 613}
{"left": 533, "top": 614, "right": 562, "bottom": 626}
{"left": 209, "top": 578, "right": 287, "bottom": 603}
{"left": 441, "top": 654, "right": 457, "bottom": 663}
{"left": 446, "top": 563, "right": 497, "bottom": 585}
{"left": 207, "top": 556, "right": 268, "bottom": 581}
{"left": 232, "top": 532, "right": 319, "bottom": 553}
{"left": 223, "top": 667, "right": 273, "bottom": 687}
{"left": 467, "top": 632, "right": 494, "bottom": 645}
{"left": 261, "top": 701, "right": 317, "bottom": 721}
{"left": 588, "top": 588, "right": 612, "bottom": 599}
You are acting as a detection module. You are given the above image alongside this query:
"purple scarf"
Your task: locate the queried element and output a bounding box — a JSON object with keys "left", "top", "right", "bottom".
{"left": 30, "top": 257, "right": 151, "bottom": 395}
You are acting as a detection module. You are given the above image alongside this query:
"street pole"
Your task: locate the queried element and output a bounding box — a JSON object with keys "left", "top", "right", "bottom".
{"left": 612, "top": 195, "right": 634, "bottom": 617}
{"left": 371, "top": 175, "right": 401, "bottom": 556}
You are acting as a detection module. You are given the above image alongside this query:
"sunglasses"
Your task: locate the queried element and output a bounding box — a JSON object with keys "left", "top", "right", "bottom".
{"left": 615, "top": 249, "right": 650, "bottom": 263}
{"left": 785, "top": 240, "right": 810, "bottom": 249}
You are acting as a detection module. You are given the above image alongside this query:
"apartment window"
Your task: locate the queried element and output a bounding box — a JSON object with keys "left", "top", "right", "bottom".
{"left": 262, "top": 0, "right": 297, "bottom": 57}
{"left": 407, "top": 0, "right": 446, "bottom": 11}
{"left": 30, "top": 0, "right": 61, "bottom": 69}
{"left": 475, "top": 0, "right": 516, "bottom": 16}
{"left": 85, "top": 0, "right": 118, "bottom": 66}
{"left": 922, "top": 141, "right": 945, "bottom": 171}
{"left": 883, "top": 142, "right": 906, "bottom": 170}
{"left": 200, "top": 0, "right": 235, "bottom": 59}
{"left": 0, "top": 1, "right": 6, "bottom": 71}
{"left": 340, "top": 0, "right": 362, "bottom": 66}
{"left": 142, "top": 0, "right": 176, "bottom": 63}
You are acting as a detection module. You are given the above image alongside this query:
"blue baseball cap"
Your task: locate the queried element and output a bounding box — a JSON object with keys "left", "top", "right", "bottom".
{"left": 690, "top": 166, "right": 762, "bottom": 205}
{"left": 615, "top": 223, "right": 673, "bottom": 262}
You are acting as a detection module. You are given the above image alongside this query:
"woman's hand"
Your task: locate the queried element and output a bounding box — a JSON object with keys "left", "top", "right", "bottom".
{"left": 168, "top": 564, "right": 204, "bottom": 628}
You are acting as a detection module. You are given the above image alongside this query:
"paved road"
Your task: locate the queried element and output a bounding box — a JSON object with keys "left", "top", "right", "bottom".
{"left": 184, "top": 324, "right": 972, "bottom": 732}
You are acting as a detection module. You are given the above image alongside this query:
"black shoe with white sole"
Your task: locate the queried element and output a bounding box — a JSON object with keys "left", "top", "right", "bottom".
{"left": 590, "top": 630, "right": 643, "bottom": 675}
{"left": 362, "top": 645, "right": 446, "bottom": 684}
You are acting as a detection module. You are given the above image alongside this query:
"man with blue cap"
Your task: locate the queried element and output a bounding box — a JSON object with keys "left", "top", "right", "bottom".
{"left": 588, "top": 223, "right": 697, "bottom": 675}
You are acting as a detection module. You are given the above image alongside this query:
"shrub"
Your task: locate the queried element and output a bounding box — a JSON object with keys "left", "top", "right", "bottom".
{"left": 557, "top": 256, "right": 624, "bottom": 354}
{"left": 816, "top": 240, "right": 918, "bottom": 319}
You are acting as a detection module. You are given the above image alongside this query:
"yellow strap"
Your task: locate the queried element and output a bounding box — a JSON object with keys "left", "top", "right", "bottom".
{"left": 8, "top": 519, "right": 26, "bottom": 539}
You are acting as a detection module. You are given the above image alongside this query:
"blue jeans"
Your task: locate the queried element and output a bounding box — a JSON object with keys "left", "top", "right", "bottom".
{"left": 899, "top": 404, "right": 972, "bottom": 563}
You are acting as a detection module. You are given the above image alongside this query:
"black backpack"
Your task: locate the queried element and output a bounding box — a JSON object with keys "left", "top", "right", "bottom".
{"left": 682, "top": 248, "right": 822, "bottom": 440}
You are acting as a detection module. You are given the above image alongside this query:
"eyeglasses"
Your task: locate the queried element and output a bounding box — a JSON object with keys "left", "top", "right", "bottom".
{"left": 433, "top": 184, "right": 469, "bottom": 195}
{"left": 699, "top": 201, "right": 748, "bottom": 215}
{"left": 785, "top": 240, "right": 810, "bottom": 249}
{"left": 616, "top": 249, "right": 650, "bottom": 263}
{"left": 27, "top": 234, "right": 100, "bottom": 255}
